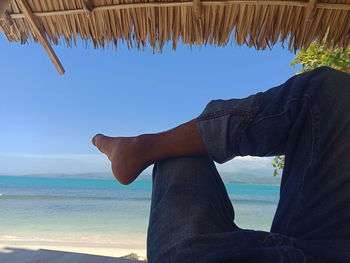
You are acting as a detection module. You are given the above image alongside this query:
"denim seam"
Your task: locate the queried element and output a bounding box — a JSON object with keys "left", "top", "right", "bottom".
{"left": 285, "top": 96, "right": 316, "bottom": 235}
{"left": 261, "top": 234, "right": 306, "bottom": 261}
{"left": 196, "top": 94, "right": 262, "bottom": 161}
{"left": 289, "top": 237, "right": 307, "bottom": 262}
{"left": 304, "top": 94, "right": 318, "bottom": 159}
{"left": 197, "top": 110, "right": 249, "bottom": 121}
{"left": 197, "top": 93, "right": 262, "bottom": 121}
{"left": 250, "top": 97, "right": 300, "bottom": 125}
{"left": 234, "top": 94, "right": 263, "bottom": 155}
{"left": 282, "top": 72, "right": 317, "bottom": 235}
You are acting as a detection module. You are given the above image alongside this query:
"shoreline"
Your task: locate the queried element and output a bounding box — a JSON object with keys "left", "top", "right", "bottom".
{"left": 0, "top": 238, "right": 147, "bottom": 260}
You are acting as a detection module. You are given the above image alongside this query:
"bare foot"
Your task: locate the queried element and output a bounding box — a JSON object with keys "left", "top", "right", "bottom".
{"left": 92, "top": 134, "right": 152, "bottom": 185}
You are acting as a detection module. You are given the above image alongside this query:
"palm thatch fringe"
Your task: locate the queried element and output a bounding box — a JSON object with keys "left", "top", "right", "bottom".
{"left": 0, "top": 0, "right": 349, "bottom": 74}
{"left": 1, "top": 0, "right": 349, "bottom": 52}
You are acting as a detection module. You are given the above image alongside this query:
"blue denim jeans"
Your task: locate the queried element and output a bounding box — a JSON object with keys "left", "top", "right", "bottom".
{"left": 147, "top": 67, "right": 350, "bottom": 263}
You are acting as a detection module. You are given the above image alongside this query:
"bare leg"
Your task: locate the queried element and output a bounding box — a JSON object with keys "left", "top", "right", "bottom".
{"left": 92, "top": 119, "right": 207, "bottom": 185}
{"left": 92, "top": 67, "right": 350, "bottom": 262}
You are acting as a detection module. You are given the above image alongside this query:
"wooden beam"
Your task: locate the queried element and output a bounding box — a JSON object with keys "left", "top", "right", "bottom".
{"left": 0, "top": 0, "right": 12, "bottom": 16}
{"left": 306, "top": 0, "right": 318, "bottom": 21}
{"left": 193, "top": 0, "right": 202, "bottom": 20}
{"left": 0, "top": 0, "right": 13, "bottom": 26}
{"left": 15, "top": 0, "right": 65, "bottom": 75}
{"left": 83, "top": 0, "right": 93, "bottom": 19}
{"left": 3, "top": 0, "right": 350, "bottom": 20}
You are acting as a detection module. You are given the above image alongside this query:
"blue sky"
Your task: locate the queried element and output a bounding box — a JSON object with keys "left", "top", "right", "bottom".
{"left": 0, "top": 33, "right": 299, "bottom": 175}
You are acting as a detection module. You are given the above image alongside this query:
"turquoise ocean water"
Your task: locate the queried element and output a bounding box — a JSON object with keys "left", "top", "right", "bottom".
{"left": 0, "top": 176, "right": 280, "bottom": 246}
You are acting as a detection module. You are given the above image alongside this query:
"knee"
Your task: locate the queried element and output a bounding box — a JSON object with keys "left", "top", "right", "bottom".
{"left": 153, "top": 156, "right": 215, "bottom": 186}
{"left": 306, "top": 67, "right": 350, "bottom": 100}
{"left": 298, "top": 68, "right": 350, "bottom": 126}
{"left": 160, "top": 154, "right": 209, "bottom": 165}
{"left": 155, "top": 156, "right": 213, "bottom": 176}
{"left": 310, "top": 66, "right": 348, "bottom": 84}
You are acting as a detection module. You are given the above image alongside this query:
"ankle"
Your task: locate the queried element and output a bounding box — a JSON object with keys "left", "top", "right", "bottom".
{"left": 134, "top": 120, "right": 207, "bottom": 166}
{"left": 135, "top": 134, "right": 159, "bottom": 164}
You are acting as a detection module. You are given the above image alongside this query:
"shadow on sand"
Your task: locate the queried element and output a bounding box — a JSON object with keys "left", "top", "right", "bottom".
{"left": 0, "top": 247, "right": 144, "bottom": 263}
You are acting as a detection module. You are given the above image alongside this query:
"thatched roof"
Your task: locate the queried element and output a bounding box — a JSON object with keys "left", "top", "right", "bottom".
{"left": 1, "top": 0, "right": 349, "bottom": 74}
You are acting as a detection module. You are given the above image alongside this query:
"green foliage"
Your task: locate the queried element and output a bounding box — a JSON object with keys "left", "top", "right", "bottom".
{"left": 291, "top": 43, "right": 350, "bottom": 74}
{"left": 272, "top": 156, "right": 285, "bottom": 177}
{"left": 272, "top": 42, "right": 349, "bottom": 176}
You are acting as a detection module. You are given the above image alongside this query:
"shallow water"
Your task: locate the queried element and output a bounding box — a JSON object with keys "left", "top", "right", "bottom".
{"left": 0, "top": 176, "right": 279, "bottom": 244}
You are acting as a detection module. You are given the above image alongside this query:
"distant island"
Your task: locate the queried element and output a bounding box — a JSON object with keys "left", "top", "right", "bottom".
{"left": 0, "top": 171, "right": 281, "bottom": 186}
{"left": 219, "top": 172, "right": 281, "bottom": 185}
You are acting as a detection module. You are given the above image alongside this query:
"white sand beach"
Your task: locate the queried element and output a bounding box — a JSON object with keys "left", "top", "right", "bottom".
{"left": 0, "top": 239, "right": 147, "bottom": 262}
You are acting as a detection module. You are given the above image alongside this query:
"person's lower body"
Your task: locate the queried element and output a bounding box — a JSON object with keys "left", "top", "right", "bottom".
{"left": 147, "top": 67, "right": 350, "bottom": 263}
{"left": 147, "top": 156, "right": 305, "bottom": 263}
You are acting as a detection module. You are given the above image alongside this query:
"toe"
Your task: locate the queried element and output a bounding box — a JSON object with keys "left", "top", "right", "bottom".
{"left": 92, "top": 134, "right": 105, "bottom": 147}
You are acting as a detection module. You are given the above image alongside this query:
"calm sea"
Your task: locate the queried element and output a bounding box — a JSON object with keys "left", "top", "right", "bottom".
{"left": 0, "top": 176, "right": 279, "bottom": 246}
